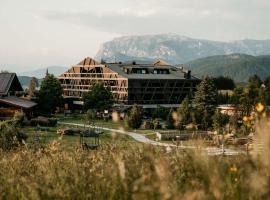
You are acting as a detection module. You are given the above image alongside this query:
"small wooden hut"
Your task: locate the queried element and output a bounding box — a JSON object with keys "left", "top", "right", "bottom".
{"left": 0, "top": 73, "right": 37, "bottom": 120}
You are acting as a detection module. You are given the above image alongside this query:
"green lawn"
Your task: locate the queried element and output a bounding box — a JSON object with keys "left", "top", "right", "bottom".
{"left": 57, "top": 114, "right": 169, "bottom": 134}
{"left": 21, "top": 125, "right": 135, "bottom": 151}
{"left": 58, "top": 115, "right": 127, "bottom": 130}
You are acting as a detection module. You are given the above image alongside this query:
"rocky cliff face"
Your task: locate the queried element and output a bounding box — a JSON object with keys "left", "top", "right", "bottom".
{"left": 95, "top": 34, "right": 270, "bottom": 64}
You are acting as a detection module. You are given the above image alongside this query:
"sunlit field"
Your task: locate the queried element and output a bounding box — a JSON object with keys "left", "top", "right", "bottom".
{"left": 0, "top": 117, "right": 270, "bottom": 199}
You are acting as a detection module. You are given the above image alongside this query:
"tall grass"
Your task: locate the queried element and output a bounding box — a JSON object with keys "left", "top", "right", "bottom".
{"left": 0, "top": 146, "right": 269, "bottom": 199}
{"left": 0, "top": 120, "right": 270, "bottom": 199}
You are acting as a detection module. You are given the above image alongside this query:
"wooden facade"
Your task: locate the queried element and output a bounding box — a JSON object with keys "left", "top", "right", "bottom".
{"left": 59, "top": 58, "right": 128, "bottom": 104}
{"left": 58, "top": 58, "right": 200, "bottom": 106}
{"left": 0, "top": 73, "right": 37, "bottom": 120}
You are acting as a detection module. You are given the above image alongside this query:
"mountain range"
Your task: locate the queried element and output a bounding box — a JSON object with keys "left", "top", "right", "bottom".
{"left": 182, "top": 54, "right": 270, "bottom": 82}
{"left": 17, "top": 34, "right": 270, "bottom": 86}
{"left": 18, "top": 66, "right": 68, "bottom": 79}
{"left": 95, "top": 34, "right": 270, "bottom": 64}
{"left": 18, "top": 66, "right": 68, "bottom": 88}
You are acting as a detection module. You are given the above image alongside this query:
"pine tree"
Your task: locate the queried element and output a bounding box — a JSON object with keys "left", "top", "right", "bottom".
{"left": 212, "top": 110, "right": 229, "bottom": 134}
{"left": 177, "top": 97, "right": 191, "bottom": 129}
{"left": 192, "top": 76, "right": 218, "bottom": 130}
{"left": 193, "top": 76, "right": 218, "bottom": 112}
{"left": 166, "top": 110, "right": 175, "bottom": 129}
{"left": 28, "top": 77, "right": 39, "bottom": 97}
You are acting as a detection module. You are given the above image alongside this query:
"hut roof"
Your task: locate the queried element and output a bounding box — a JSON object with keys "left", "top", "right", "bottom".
{"left": 0, "top": 73, "right": 23, "bottom": 96}
{"left": 0, "top": 96, "right": 37, "bottom": 109}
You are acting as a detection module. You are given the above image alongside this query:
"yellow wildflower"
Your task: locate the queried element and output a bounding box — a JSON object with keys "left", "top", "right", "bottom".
{"left": 243, "top": 116, "right": 249, "bottom": 122}
{"left": 256, "top": 103, "right": 264, "bottom": 113}
{"left": 230, "top": 165, "right": 238, "bottom": 172}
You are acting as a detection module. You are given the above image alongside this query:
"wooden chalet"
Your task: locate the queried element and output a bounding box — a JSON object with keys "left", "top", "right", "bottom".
{"left": 0, "top": 73, "right": 37, "bottom": 120}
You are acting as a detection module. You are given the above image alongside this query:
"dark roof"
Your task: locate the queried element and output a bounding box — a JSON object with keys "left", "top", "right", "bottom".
{"left": 0, "top": 96, "right": 37, "bottom": 109}
{"left": 0, "top": 73, "right": 23, "bottom": 96}
{"left": 107, "top": 63, "right": 199, "bottom": 80}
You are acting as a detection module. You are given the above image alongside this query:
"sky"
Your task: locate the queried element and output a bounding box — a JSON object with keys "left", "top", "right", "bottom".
{"left": 0, "top": 0, "right": 270, "bottom": 72}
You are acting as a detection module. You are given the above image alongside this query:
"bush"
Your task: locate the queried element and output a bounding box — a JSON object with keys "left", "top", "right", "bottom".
{"left": 30, "top": 117, "right": 58, "bottom": 127}
{"left": 85, "top": 109, "right": 96, "bottom": 124}
{"left": 48, "top": 118, "right": 57, "bottom": 127}
{"left": 0, "top": 121, "right": 27, "bottom": 150}
{"left": 125, "top": 104, "right": 143, "bottom": 129}
{"left": 12, "top": 111, "right": 25, "bottom": 126}
{"left": 166, "top": 111, "right": 175, "bottom": 129}
{"left": 153, "top": 118, "right": 162, "bottom": 129}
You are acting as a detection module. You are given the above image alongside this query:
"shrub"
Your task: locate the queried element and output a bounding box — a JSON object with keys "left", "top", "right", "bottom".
{"left": 30, "top": 117, "right": 57, "bottom": 127}
{"left": 0, "top": 121, "right": 27, "bottom": 150}
{"left": 166, "top": 111, "right": 175, "bottom": 129}
{"left": 85, "top": 109, "right": 96, "bottom": 124}
{"left": 125, "top": 104, "right": 143, "bottom": 129}
{"left": 48, "top": 118, "right": 57, "bottom": 127}
{"left": 12, "top": 111, "right": 25, "bottom": 126}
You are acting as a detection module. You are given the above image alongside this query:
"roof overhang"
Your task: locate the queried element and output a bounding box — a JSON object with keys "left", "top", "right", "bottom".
{"left": 0, "top": 96, "right": 37, "bottom": 109}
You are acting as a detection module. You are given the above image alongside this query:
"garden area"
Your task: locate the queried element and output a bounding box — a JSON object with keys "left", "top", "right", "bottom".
{"left": 0, "top": 118, "right": 270, "bottom": 199}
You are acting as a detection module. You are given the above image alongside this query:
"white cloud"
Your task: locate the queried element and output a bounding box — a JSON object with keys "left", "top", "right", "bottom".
{"left": 0, "top": 0, "right": 270, "bottom": 71}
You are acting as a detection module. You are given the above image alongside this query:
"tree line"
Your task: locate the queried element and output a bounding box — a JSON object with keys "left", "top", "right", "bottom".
{"left": 24, "top": 73, "right": 270, "bottom": 134}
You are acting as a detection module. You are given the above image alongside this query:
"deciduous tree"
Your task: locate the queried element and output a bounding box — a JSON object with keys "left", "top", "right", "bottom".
{"left": 38, "top": 74, "right": 63, "bottom": 114}
{"left": 83, "top": 84, "right": 113, "bottom": 111}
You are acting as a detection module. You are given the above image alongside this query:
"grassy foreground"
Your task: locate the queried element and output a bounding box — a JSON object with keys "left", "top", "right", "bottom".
{"left": 0, "top": 118, "right": 270, "bottom": 199}
{"left": 0, "top": 141, "right": 270, "bottom": 199}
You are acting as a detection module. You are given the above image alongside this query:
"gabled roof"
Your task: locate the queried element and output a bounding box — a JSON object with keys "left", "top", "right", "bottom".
{"left": 153, "top": 59, "right": 169, "bottom": 66}
{"left": 0, "top": 73, "right": 23, "bottom": 96}
{"left": 0, "top": 96, "right": 37, "bottom": 109}
{"left": 77, "top": 57, "right": 100, "bottom": 66}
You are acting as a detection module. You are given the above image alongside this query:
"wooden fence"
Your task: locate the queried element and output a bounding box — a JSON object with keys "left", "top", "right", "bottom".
{"left": 156, "top": 130, "right": 213, "bottom": 141}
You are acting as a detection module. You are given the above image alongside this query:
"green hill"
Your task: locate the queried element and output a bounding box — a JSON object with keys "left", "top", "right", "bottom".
{"left": 18, "top": 76, "right": 41, "bottom": 89}
{"left": 183, "top": 54, "right": 270, "bottom": 82}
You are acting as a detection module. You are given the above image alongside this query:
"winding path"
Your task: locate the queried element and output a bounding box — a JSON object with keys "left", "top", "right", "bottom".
{"left": 58, "top": 122, "right": 244, "bottom": 156}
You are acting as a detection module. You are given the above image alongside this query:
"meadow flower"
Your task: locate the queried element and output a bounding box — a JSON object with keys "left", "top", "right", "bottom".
{"left": 229, "top": 165, "right": 237, "bottom": 172}
{"left": 256, "top": 103, "right": 264, "bottom": 113}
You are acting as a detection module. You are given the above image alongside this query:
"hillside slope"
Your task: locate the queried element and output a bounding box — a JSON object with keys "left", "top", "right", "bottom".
{"left": 19, "top": 66, "right": 68, "bottom": 79}
{"left": 182, "top": 54, "right": 270, "bottom": 82}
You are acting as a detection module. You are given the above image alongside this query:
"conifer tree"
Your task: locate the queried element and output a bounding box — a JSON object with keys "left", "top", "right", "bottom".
{"left": 177, "top": 97, "right": 191, "bottom": 129}
{"left": 166, "top": 110, "right": 175, "bottom": 129}
{"left": 28, "top": 77, "right": 39, "bottom": 97}
{"left": 192, "top": 76, "right": 218, "bottom": 130}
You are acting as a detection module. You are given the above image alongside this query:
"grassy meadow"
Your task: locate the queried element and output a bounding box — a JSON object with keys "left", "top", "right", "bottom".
{"left": 0, "top": 115, "right": 270, "bottom": 199}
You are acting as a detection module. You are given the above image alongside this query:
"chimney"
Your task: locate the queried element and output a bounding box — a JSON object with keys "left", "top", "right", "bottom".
{"left": 184, "top": 70, "right": 191, "bottom": 79}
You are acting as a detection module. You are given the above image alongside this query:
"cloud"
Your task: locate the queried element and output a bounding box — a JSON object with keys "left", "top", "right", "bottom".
{"left": 41, "top": 0, "right": 270, "bottom": 41}
{"left": 1, "top": 0, "right": 270, "bottom": 71}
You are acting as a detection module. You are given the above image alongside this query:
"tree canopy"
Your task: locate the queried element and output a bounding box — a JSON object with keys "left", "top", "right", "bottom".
{"left": 192, "top": 76, "right": 218, "bottom": 130}
{"left": 28, "top": 77, "right": 39, "bottom": 97}
{"left": 177, "top": 97, "right": 191, "bottom": 129}
{"left": 83, "top": 84, "right": 113, "bottom": 111}
{"left": 38, "top": 74, "right": 63, "bottom": 114}
{"left": 212, "top": 76, "right": 235, "bottom": 90}
{"left": 193, "top": 76, "right": 218, "bottom": 112}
